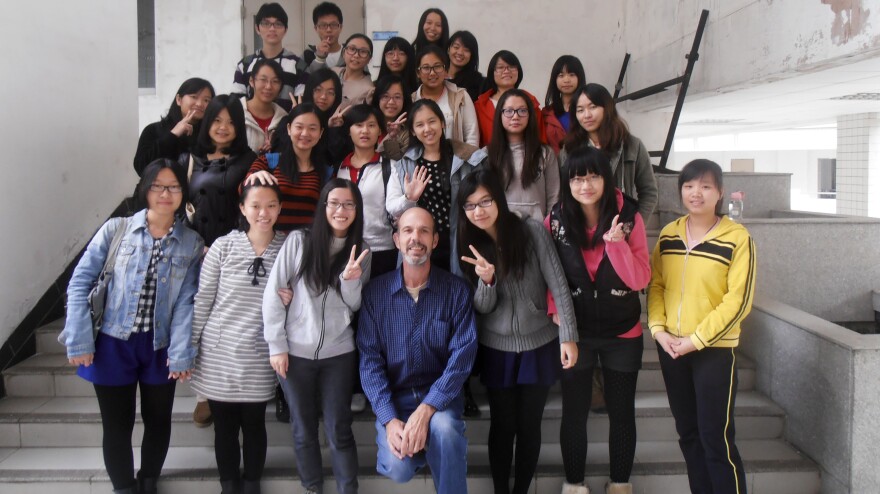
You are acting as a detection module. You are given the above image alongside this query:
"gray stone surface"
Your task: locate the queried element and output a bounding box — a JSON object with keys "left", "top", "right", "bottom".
{"left": 657, "top": 172, "right": 792, "bottom": 220}
{"left": 851, "top": 351, "right": 880, "bottom": 493}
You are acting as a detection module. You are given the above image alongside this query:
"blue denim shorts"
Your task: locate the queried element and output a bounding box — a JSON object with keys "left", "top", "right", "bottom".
{"left": 77, "top": 331, "right": 172, "bottom": 386}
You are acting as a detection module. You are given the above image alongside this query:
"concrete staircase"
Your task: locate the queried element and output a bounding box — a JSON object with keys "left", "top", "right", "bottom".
{"left": 0, "top": 315, "right": 821, "bottom": 494}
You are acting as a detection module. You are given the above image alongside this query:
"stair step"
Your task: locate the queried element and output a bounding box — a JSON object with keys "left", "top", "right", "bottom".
{"left": 0, "top": 390, "right": 783, "bottom": 448}
{"left": 0, "top": 440, "right": 820, "bottom": 494}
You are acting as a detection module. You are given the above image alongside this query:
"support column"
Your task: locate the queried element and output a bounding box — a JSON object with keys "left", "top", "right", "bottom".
{"left": 836, "top": 113, "right": 880, "bottom": 217}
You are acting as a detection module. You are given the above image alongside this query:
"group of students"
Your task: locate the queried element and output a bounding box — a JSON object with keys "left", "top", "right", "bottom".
{"left": 60, "top": 2, "right": 756, "bottom": 494}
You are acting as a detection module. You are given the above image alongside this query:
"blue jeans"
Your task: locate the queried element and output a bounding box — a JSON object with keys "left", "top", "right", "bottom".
{"left": 374, "top": 389, "right": 468, "bottom": 494}
{"left": 278, "top": 351, "right": 358, "bottom": 494}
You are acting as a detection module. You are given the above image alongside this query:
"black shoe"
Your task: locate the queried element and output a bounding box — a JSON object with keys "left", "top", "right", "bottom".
{"left": 463, "top": 380, "right": 481, "bottom": 418}
{"left": 137, "top": 475, "right": 158, "bottom": 494}
{"left": 275, "top": 385, "right": 290, "bottom": 423}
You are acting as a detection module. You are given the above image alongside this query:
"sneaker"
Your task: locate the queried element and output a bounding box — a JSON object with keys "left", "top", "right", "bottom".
{"left": 351, "top": 393, "right": 367, "bottom": 413}
{"left": 192, "top": 400, "right": 212, "bottom": 427}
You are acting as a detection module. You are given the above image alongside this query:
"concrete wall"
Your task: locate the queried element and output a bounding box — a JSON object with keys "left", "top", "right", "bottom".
{"left": 138, "top": 0, "right": 242, "bottom": 132}
{"left": 0, "top": 2, "right": 138, "bottom": 350}
{"left": 656, "top": 173, "right": 793, "bottom": 222}
{"left": 740, "top": 299, "right": 880, "bottom": 493}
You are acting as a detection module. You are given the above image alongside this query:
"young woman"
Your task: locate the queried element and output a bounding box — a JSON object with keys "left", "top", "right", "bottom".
{"left": 133, "top": 78, "right": 214, "bottom": 176}
{"left": 446, "top": 30, "right": 485, "bottom": 102}
{"left": 60, "top": 159, "right": 202, "bottom": 494}
{"left": 543, "top": 55, "right": 586, "bottom": 154}
{"left": 264, "top": 179, "right": 371, "bottom": 494}
{"left": 376, "top": 36, "right": 418, "bottom": 95}
{"left": 190, "top": 182, "right": 285, "bottom": 494}
{"left": 456, "top": 170, "right": 578, "bottom": 494}
{"left": 648, "top": 159, "right": 755, "bottom": 494}
{"left": 186, "top": 94, "right": 256, "bottom": 247}
{"left": 561, "top": 83, "right": 658, "bottom": 219}
{"left": 244, "top": 103, "right": 328, "bottom": 232}
{"left": 242, "top": 59, "right": 288, "bottom": 154}
{"left": 386, "top": 98, "right": 486, "bottom": 274}
{"left": 487, "top": 88, "right": 560, "bottom": 222}
{"left": 547, "top": 146, "right": 651, "bottom": 494}
{"left": 332, "top": 33, "right": 374, "bottom": 107}
{"left": 411, "top": 8, "right": 449, "bottom": 54}
{"left": 302, "top": 67, "right": 343, "bottom": 120}
{"left": 371, "top": 75, "right": 412, "bottom": 160}
{"left": 412, "top": 45, "right": 479, "bottom": 147}
{"left": 476, "top": 51, "right": 546, "bottom": 146}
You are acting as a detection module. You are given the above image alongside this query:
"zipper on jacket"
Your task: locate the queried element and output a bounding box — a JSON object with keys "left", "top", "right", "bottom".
{"left": 313, "top": 291, "right": 329, "bottom": 360}
{"left": 676, "top": 234, "right": 690, "bottom": 338}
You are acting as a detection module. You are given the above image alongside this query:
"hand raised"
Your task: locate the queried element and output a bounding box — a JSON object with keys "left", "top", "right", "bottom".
{"left": 170, "top": 109, "right": 197, "bottom": 137}
{"left": 343, "top": 245, "right": 370, "bottom": 281}
{"left": 603, "top": 214, "right": 625, "bottom": 243}
{"left": 288, "top": 92, "right": 301, "bottom": 109}
{"left": 386, "top": 112, "right": 407, "bottom": 139}
{"left": 328, "top": 103, "right": 351, "bottom": 128}
{"left": 403, "top": 165, "right": 431, "bottom": 202}
{"left": 460, "top": 244, "right": 495, "bottom": 285}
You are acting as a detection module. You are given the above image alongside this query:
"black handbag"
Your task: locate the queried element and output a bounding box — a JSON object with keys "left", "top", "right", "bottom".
{"left": 87, "top": 217, "right": 129, "bottom": 339}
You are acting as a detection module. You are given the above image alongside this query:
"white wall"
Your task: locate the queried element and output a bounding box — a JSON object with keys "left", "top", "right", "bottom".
{"left": 0, "top": 1, "right": 138, "bottom": 346}
{"left": 138, "top": 0, "right": 242, "bottom": 132}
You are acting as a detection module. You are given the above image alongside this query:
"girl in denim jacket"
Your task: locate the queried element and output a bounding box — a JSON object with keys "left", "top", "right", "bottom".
{"left": 60, "top": 159, "right": 203, "bottom": 494}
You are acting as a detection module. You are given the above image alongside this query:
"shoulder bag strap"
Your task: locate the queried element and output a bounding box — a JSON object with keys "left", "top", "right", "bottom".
{"left": 101, "top": 217, "right": 130, "bottom": 277}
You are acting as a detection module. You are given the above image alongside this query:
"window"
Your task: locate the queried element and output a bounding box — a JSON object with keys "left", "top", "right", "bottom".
{"left": 138, "top": 0, "right": 156, "bottom": 90}
{"left": 818, "top": 158, "right": 836, "bottom": 199}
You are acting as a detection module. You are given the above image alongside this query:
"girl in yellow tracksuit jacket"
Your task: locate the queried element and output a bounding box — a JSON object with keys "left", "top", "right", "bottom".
{"left": 648, "top": 159, "right": 755, "bottom": 494}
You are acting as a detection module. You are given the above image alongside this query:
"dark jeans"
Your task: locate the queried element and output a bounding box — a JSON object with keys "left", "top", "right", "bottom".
{"left": 93, "top": 381, "right": 176, "bottom": 490}
{"left": 658, "top": 344, "right": 747, "bottom": 494}
{"left": 486, "top": 384, "right": 550, "bottom": 494}
{"left": 208, "top": 400, "right": 268, "bottom": 482}
{"left": 278, "top": 351, "right": 358, "bottom": 494}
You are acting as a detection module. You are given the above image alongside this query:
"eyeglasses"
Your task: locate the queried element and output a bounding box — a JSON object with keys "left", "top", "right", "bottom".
{"left": 385, "top": 49, "right": 405, "bottom": 58}
{"left": 259, "top": 20, "right": 285, "bottom": 29}
{"left": 418, "top": 64, "right": 446, "bottom": 75}
{"left": 326, "top": 201, "right": 357, "bottom": 211}
{"left": 313, "top": 87, "right": 336, "bottom": 98}
{"left": 569, "top": 176, "right": 602, "bottom": 187}
{"left": 316, "top": 22, "right": 341, "bottom": 30}
{"left": 501, "top": 108, "right": 529, "bottom": 118}
{"left": 255, "top": 77, "right": 281, "bottom": 87}
{"left": 380, "top": 94, "right": 404, "bottom": 103}
{"left": 345, "top": 45, "right": 371, "bottom": 58}
{"left": 462, "top": 198, "right": 494, "bottom": 211}
{"left": 149, "top": 184, "right": 183, "bottom": 194}
{"left": 494, "top": 64, "right": 518, "bottom": 74}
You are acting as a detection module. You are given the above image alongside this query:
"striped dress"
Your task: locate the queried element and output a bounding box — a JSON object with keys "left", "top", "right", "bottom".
{"left": 246, "top": 155, "right": 321, "bottom": 232}
{"left": 190, "top": 230, "right": 286, "bottom": 402}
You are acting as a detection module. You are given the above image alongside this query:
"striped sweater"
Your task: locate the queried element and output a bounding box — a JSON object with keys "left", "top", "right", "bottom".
{"left": 647, "top": 215, "right": 756, "bottom": 349}
{"left": 190, "top": 230, "right": 286, "bottom": 402}
{"left": 246, "top": 155, "right": 321, "bottom": 232}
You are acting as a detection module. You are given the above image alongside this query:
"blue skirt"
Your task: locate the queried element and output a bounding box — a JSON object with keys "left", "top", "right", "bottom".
{"left": 479, "top": 339, "right": 560, "bottom": 389}
{"left": 77, "top": 331, "right": 172, "bottom": 386}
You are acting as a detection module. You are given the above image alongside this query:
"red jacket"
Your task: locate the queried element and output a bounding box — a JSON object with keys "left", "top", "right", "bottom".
{"left": 542, "top": 107, "right": 566, "bottom": 154}
{"left": 475, "top": 89, "right": 547, "bottom": 147}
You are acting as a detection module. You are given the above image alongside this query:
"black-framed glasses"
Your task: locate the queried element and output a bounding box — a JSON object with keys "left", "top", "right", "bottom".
{"left": 149, "top": 184, "right": 183, "bottom": 194}
{"left": 494, "top": 64, "right": 518, "bottom": 74}
{"left": 326, "top": 201, "right": 357, "bottom": 211}
{"left": 316, "top": 22, "right": 341, "bottom": 30}
{"left": 345, "top": 45, "right": 371, "bottom": 58}
{"left": 501, "top": 108, "right": 529, "bottom": 118}
{"left": 418, "top": 64, "right": 446, "bottom": 75}
{"left": 462, "top": 199, "right": 494, "bottom": 211}
{"left": 259, "top": 20, "right": 285, "bottom": 29}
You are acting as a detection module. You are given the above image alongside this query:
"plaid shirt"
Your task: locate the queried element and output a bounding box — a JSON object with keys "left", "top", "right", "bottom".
{"left": 133, "top": 226, "right": 173, "bottom": 333}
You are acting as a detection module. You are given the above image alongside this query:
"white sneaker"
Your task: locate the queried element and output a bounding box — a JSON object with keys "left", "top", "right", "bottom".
{"left": 350, "top": 393, "right": 367, "bottom": 413}
{"left": 562, "top": 482, "right": 590, "bottom": 494}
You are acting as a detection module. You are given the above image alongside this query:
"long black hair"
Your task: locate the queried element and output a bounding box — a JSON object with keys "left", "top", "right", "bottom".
{"left": 296, "top": 179, "right": 365, "bottom": 293}
{"left": 456, "top": 170, "right": 531, "bottom": 284}
{"left": 559, "top": 146, "right": 619, "bottom": 249}
{"left": 302, "top": 68, "right": 342, "bottom": 120}
{"left": 545, "top": 55, "right": 586, "bottom": 117}
{"left": 412, "top": 8, "right": 449, "bottom": 54}
{"left": 377, "top": 37, "right": 418, "bottom": 94}
{"left": 138, "top": 158, "right": 190, "bottom": 217}
{"left": 487, "top": 89, "right": 545, "bottom": 189}
{"left": 278, "top": 103, "right": 328, "bottom": 186}
{"left": 195, "top": 94, "right": 250, "bottom": 156}
{"left": 371, "top": 75, "right": 412, "bottom": 122}
{"left": 563, "top": 83, "right": 630, "bottom": 153}
{"left": 238, "top": 181, "right": 282, "bottom": 232}
{"left": 446, "top": 30, "right": 480, "bottom": 73}
{"left": 161, "top": 77, "right": 215, "bottom": 126}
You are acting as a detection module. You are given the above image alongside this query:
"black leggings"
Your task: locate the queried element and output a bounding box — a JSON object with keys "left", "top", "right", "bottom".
{"left": 208, "top": 400, "right": 268, "bottom": 482}
{"left": 486, "top": 384, "right": 551, "bottom": 494}
{"left": 560, "top": 366, "right": 639, "bottom": 484}
{"left": 93, "top": 381, "right": 176, "bottom": 490}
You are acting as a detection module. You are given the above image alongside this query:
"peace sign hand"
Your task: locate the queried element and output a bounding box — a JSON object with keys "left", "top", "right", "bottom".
{"left": 403, "top": 165, "right": 431, "bottom": 202}
{"left": 288, "top": 92, "right": 302, "bottom": 109}
{"left": 343, "top": 245, "right": 370, "bottom": 281}
{"left": 328, "top": 103, "right": 351, "bottom": 128}
{"left": 602, "top": 214, "right": 625, "bottom": 243}
{"left": 460, "top": 245, "right": 495, "bottom": 285}
{"left": 386, "top": 112, "right": 408, "bottom": 139}
{"left": 171, "top": 109, "right": 197, "bottom": 137}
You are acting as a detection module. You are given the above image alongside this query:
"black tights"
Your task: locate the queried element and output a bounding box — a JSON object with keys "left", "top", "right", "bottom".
{"left": 208, "top": 400, "right": 268, "bottom": 482}
{"left": 486, "top": 384, "right": 551, "bottom": 494}
{"left": 560, "top": 367, "right": 638, "bottom": 484}
{"left": 93, "top": 381, "right": 176, "bottom": 490}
